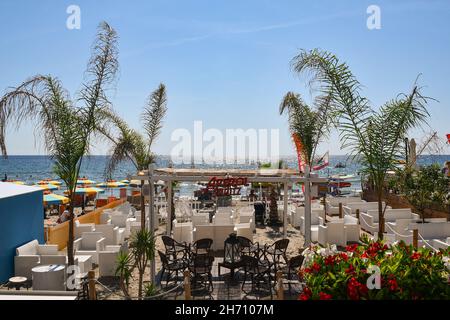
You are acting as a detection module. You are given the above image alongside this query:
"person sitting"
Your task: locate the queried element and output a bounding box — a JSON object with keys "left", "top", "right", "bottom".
{"left": 57, "top": 205, "right": 71, "bottom": 223}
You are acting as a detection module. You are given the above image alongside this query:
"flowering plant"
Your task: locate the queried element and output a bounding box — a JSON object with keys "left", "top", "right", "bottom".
{"left": 299, "top": 240, "right": 450, "bottom": 300}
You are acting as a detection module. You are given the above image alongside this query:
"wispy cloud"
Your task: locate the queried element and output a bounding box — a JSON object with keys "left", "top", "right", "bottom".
{"left": 122, "top": 10, "right": 358, "bottom": 58}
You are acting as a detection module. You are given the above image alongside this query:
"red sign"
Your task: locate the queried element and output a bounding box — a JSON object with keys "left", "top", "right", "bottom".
{"left": 203, "top": 177, "right": 248, "bottom": 196}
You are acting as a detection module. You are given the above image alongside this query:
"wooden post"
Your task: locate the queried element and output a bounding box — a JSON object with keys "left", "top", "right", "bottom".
{"left": 356, "top": 209, "right": 360, "bottom": 223}
{"left": 88, "top": 270, "right": 96, "bottom": 300}
{"left": 338, "top": 203, "right": 343, "bottom": 219}
{"left": 184, "top": 270, "right": 191, "bottom": 300}
{"left": 413, "top": 229, "right": 418, "bottom": 249}
{"left": 276, "top": 270, "right": 284, "bottom": 300}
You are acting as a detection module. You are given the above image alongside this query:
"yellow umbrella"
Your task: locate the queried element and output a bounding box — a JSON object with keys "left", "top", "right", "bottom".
{"left": 97, "top": 181, "right": 127, "bottom": 188}
{"left": 37, "top": 179, "right": 62, "bottom": 185}
{"left": 43, "top": 193, "right": 69, "bottom": 206}
{"left": 76, "top": 178, "right": 96, "bottom": 185}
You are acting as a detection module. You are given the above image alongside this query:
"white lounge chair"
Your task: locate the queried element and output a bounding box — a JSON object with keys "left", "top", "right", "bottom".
{"left": 234, "top": 221, "right": 253, "bottom": 241}
{"left": 14, "top": 240, "right": 59, "bottom": 279}
{"left": 73, "top": 232, "right": 105, "bottom": 264}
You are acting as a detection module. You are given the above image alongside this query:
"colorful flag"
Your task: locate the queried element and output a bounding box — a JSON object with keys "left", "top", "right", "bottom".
{"left": 292, "top": 133, "right": 305, "bottom": 173}
{"left": 446, "top": 133, "right": 450, "bottom": 144}
{"left": 313, "top": 151, "right": 330, "bottom": 171}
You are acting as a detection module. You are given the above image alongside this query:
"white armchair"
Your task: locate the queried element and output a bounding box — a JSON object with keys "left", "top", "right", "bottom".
{"left": 212, "top": 214, "right": 233, "bottom": 225}
{"left": 318, "top": 218, "right": 346, "bottom": 247}
{"left": 73, "top": 232, "right": 105, "bottom": 264}
{"left": 211, "top": 224, "right": 235, "bottom": 251}
{"left": 234, "top": 221, "right": 253, "bottom": 241}
{"left": 14, "top": 240, "right": 59, "bottom": 279}
{"left": 343, "top": 215, "right": 361, "bottom": 242}
{"left": 325, "top": 196, "right": 365, "bottom": 215}
{"left": 110, "top": 214, "right": 131, "bottom": 228}
{"left": 239, "top": 212, "right": 255, "bottom": 232}
{"left": 343, "top": 202, "right": 390, "bottom": 216}
{"left": 98, "top": 245, "right": 125, "bottom": 277}
{"left": 99, "top": 211, "right": 111, "bottom": 224}
{"left": 191, "top": 213, "right": 209, "bottom": 227}
{"left": 299, "top": 209, "right": 322, "bottom": 242}
{"left": 74, "top": 220, "right": 95, "bottom": 239}
{"left": 173, "top": 220, "right": 193, "bottom": 243}
{"left": 95, "top": 224, "right": 123, "bottom": 245}
{"left": 192, "top": 224, "right": 214, "bottom": 243}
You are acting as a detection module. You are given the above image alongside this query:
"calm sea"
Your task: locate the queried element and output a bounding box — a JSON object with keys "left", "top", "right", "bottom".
{"left": 1, "top": 155, "right": 448, "bottom": 196}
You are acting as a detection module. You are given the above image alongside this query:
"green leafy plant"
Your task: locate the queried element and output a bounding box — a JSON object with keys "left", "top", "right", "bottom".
{"left": 400, "top": 164, "right": 450, "bottom": 222}
{"left": 143, "top": 282, "right": 159, "bottom": 298}
{"left": 291, "top": 49, "right": 430, "bottom": 239}
{"left": 129, "top": 229, "right": 156, "bottom": 298}
{"left": 115, "top": 251, "right": 134, "bottom": 299}
{"left": 300, "top": 242, "right": 450, "bottom": 300}
{"left": 0, "top": 22, "right": 119, "bottom": 270}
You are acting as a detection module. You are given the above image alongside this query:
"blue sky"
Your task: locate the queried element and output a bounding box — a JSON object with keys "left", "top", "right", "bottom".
{"left": 0, "top": 0, "right": 449, "bottom": 156}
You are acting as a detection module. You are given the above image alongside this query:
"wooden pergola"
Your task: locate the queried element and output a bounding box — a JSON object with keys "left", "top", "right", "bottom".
{"left": 132, "top": 165, "right": 327, "bottom": 282}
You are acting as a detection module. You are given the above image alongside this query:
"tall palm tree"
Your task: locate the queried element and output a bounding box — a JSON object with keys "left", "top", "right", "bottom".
{"left": 291, "top": 49, "right": 430, "bottom": 239}
{"left": 0, "top": 22, "right": 119, "bottom": 268}
{"left": 280, "top": 91, "right": 332, "bottom": 169}
{"left": 101, "top": 84, "right": 167, "bottom": 229}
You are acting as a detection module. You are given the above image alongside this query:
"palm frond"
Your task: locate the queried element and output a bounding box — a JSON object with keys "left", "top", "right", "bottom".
{"left": 142, "top": 83, "right": 167, "bottom": 150}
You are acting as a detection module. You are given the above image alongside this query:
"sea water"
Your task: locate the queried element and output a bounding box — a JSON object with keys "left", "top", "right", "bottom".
{"left": 0, "top": 155, "right": 448, "bottom": 197}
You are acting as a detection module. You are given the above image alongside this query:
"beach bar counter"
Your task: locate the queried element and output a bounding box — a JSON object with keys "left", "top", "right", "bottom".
{"left": 0, "top": 182, "right": 43, "bottom": 283}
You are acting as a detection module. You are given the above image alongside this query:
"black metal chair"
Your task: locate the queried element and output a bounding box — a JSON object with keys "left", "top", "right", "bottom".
{"left": 237, "top": 236, "right": 259, "bottom": 257}
{"left": 188, "top": 254, "right": 215, "bottom": 292}
{"left": 189, "top": 238, "right": 213, "bottom": 258}
{"left": 161, "top": 235, "right": 189, "bottom": 261}
{"left": 280, "top": 254, "right": 304, "bottom": 292}
{"left": 264, "top": 239, "right": 289, "bottom": 272}
{"left": 158, "top": 250, "right": 186, "bottom": 288}
{"left": 240, "top": 254, "right": 273, "bottom": 299}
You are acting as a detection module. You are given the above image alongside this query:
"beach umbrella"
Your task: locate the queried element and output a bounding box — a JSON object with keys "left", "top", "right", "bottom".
{"left": 76, "top": 178, "right": 96, "bottom": 185}
{"left": 71, "top": 187, "right": 105, "bottom": 195}
{"left": 43, "top": 193, "right": 69, "bottom": 206}
{"left": 97, "top": 181, "right": 127, "bottom": 188}
{"left": 33, "top": 183, "right": 59, "bottom": 191}
{"left": 37, "top": 179, "right": 62, "bottom": 185}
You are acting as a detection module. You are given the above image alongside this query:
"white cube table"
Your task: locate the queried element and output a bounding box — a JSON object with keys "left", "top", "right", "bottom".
{"left": 32, "top": 264, "right": 65, "bottom": 291}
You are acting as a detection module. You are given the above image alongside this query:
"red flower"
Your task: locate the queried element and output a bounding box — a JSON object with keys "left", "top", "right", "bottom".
{"left": 304, "top": 267, "right": 312, "bottom": 274}
{"left": 312, "top": 262, "right": 321, "bottom": 273}
{"left": 319, "top": 292, "right": 332, "bottom": 300}
{"left": 346, "top": 244, "right": 359, "bottom": 252}
{"left": 339, "top": 253, "right": 349, "bottom": 261}
{"left": 345, "top": 264, "right": 355, "bottom": 274}
{"left": 299, "top": 293, "right": 310, "bottom": 300}
{"left": 325, "top": 256, "right": 335, "bottom": 266}
{"left": 387, "top": 278, "right": 398, "bottom": 292}
{"left": 299, "top": 287, "right": 312, "bottom": 300}
{"left": 347, "top": 277, "right": 368, "bottom": 300}
{"left": 411, "top": 252, "right": 421, "bottom": 260}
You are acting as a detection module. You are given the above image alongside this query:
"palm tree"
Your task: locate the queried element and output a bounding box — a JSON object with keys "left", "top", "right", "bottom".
{"left": 101, "top": 84, "right": 167, "bottom": 229}
{"left": 291, "top": 49, "right": 430, "bottom": 239}
{"left": 279, "top": 91, "right": 331, "bottom": 168}
{"left": 129, "top": 228, "right": 155, "bottom": 298}
{"left": 0, "top": 22, "right": 119, "bottom": 268}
